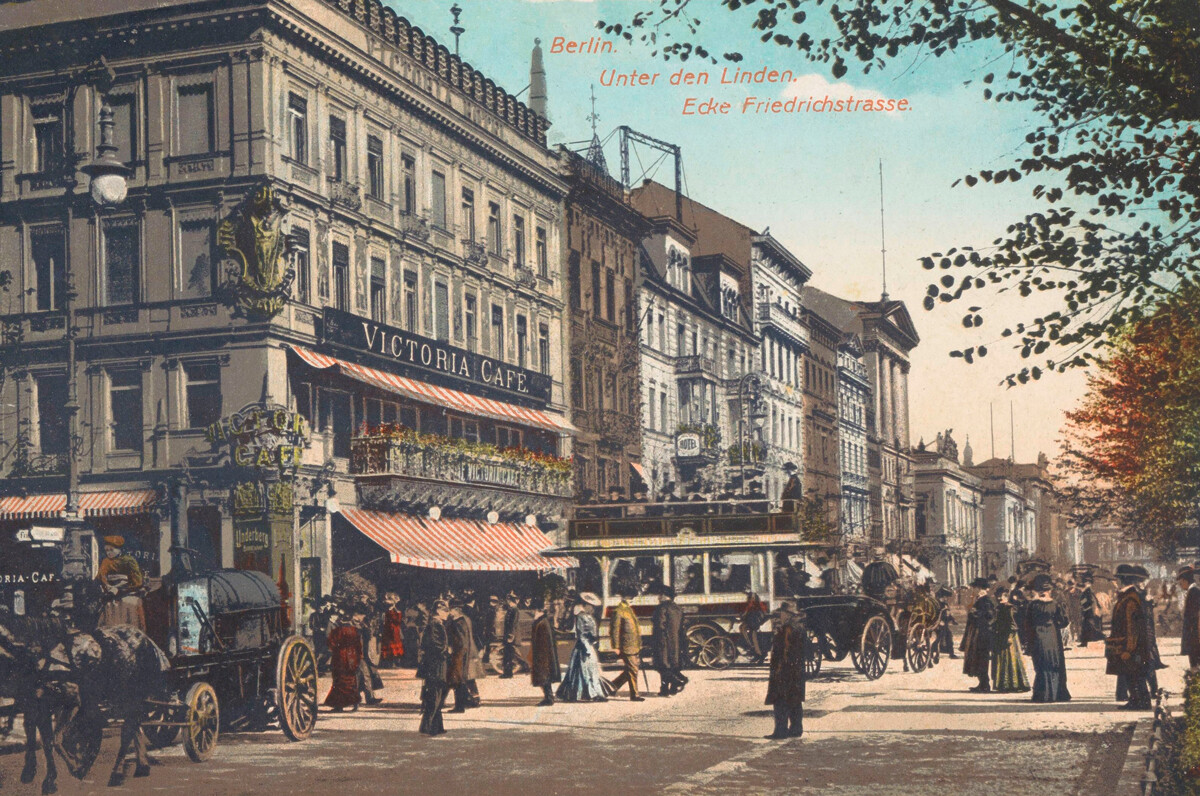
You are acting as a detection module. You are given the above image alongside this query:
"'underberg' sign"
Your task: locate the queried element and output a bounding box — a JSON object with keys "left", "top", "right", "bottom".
{"left": 205, "top": 403, "right": 310, "bottom": 469}
{"left": 322, "top": 308, "right": 552, "bottom": 404}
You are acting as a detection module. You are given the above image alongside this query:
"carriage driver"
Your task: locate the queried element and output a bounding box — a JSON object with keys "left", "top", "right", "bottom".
{"left": 96, "top": 535, "right": 146, "bottom": 630}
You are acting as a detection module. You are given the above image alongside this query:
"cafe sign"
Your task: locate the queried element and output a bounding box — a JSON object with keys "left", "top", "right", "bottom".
{"left": 205, "top": 403, "right": 309, "bottom": 470}
{"left": 322, "top": 308, "right": 552, "bottom": 404}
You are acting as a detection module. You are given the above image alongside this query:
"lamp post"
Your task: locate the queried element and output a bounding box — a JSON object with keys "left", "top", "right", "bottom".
{"left": 60, "top": 90, "right": 130, "bottom": 576}
{"left": 736, "top": 372, "right": 766, "bottom": 496}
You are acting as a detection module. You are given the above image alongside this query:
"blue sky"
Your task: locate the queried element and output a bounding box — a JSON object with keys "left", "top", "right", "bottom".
{"left": 387, "top": 0, "right": 1090, "bottom": 462}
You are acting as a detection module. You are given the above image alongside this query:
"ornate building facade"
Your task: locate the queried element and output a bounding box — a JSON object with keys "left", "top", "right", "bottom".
{"left": 912, "top": 431, "right": 982, "bottom": 587}
{"left": 836, "top": 333, "right": 871, "bottom": 553}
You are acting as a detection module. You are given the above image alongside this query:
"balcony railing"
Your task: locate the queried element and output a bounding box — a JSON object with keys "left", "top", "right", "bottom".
{"left": 675, "top": 354, "right": 718, "bottom": 377}
{"left": 350, "top": 436, "right": 573, "bottom": 498}
{"left": 757, "top": 302, "right": 810, "bottom": 348}
{"left": 327, "top": 177, "right": 363, "bottom": 211}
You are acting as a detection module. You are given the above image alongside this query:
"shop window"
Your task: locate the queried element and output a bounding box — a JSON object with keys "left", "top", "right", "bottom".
{"left": 184, "top": 362, "right": 221, "bottom": 429}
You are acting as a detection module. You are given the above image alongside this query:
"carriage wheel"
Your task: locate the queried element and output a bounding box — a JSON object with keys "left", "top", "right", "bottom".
{"left": 183, "top": 682, "right": 219, "bottom": 763}
{"left": 905, "top": 621, "right": 931, "bottom": 673}
{"left": 852, "top": 616, "right": 891, "bottom": 680}
{"left": 276, "top": 636, "right": 319, "bottom": 741}
{"left": 822, "top": 634, "right": 847, "bottom": 662}
{"left": 703, "top": 636, "right": 736, "bottom": 670}
{"left": 143, "top": 700, "right": 181, "bottom": 749}
{"left": 685, "top": 625, "right": 718, "bottom": 668}
{"left": 804, "top": 629, "right": 823, "bottom": 678}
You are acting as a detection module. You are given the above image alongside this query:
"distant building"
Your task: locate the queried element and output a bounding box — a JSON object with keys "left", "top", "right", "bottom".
{"left": 837, "top": 334, "right": 871, "bottom": 555}
{"left": 969, "top": 455, "right": 1069, "bottom": 571}
{"left": 912, "top": 431, "right": 982, "bottom": 587}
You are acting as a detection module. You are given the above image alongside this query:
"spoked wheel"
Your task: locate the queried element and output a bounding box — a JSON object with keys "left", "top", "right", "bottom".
{"left": 804, "top": 629, "right": 823, "bottom": 678}
{"left": 703, "top": 636, "right": 736, "bottom": 670}
{"left": 183, "top": 682, "right": 219, "bottom": 763}
{"left": 685, "top": 625, "right": 719, "bottom": 668}
{"left": 905, "top": 621, "right": 931, "bottom": 673}
{"left": 276, "top": 636, "right": 319, "bottom": 741}
{"left": 143, "top": 699, "right": 181, "bottom": 750}
{"left": 851, "top": 615, "right": 892, "bottom": 680}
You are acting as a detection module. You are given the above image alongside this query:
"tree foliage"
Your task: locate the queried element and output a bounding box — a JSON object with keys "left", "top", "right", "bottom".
{"left": 1057, "top": 286, "right": 1200, "bottom": 550}
{"left": 600, "top": 1, "right": 1200, "bottom": 381}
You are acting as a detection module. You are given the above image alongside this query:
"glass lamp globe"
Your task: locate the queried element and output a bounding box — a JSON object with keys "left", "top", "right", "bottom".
{"left": 89, "top": 171, "right": 128, "bottom": 207}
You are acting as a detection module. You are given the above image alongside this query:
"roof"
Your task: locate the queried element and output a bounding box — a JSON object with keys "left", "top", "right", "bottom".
{"left": 629, "top": 180, "right": 751, "bottom": 277}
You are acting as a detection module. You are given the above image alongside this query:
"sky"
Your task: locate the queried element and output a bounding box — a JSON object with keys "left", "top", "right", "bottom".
{"left": 386, "top": 0, "right": 1093, "bottom": 463}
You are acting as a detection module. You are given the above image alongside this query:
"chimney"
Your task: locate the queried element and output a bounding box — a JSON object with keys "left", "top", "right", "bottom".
{"left": 530, "top": 38, "right": 548, "bottom": 120}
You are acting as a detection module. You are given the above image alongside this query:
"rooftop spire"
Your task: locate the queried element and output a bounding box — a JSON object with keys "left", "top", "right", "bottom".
{"left": 879, "top": 159, "right": 888, "bottom": 302}
{"left": 585, "top": 85, "right": 608, "bottom": 174}
{"left": 450, "top": 4, "right": 464, "bottom": 56}
{"left": 529, "top": 38, "right": 548, "bottom": 119}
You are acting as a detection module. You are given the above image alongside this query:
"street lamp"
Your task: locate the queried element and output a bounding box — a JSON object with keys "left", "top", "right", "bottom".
{"left": 736, "top": 372, "right": 767, "bottom": 496}
{"left": 82, "top": 100, "right": 131, "bottom": 207}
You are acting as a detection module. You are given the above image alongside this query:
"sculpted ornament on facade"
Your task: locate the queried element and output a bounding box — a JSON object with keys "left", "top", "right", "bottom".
{"left": 218, "top": 184, "right": 295, "bottom": 320}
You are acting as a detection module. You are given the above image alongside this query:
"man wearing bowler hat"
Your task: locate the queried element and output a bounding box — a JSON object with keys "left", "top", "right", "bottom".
{"left": 765, "top": 600, "right": 807, "bottom": 739}
{"left": 961, "top": 577, "right": 996, "bottom": 692}
{"left": 1107, "top": 564, "right": 1152, "bottom": 710}
{"left": 1180, "top": 565, "right": 1200, "bottom": 668}
{"left": 652, "top": 586, "right": 687, "bottom": 696}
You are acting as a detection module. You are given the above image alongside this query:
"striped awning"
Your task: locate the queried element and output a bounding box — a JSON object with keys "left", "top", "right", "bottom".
{"left": 0, "top": 489, "right": 159, "bottom": 521}
{"left": 339, "top": 507, "right": 576, "bottom": 571}
{"left": 289, "top": 345, "right": 573, "bottom": 434}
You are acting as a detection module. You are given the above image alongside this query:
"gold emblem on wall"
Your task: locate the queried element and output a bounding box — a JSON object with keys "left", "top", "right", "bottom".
{"left": 233, "top": 481, "right": 264, "bottom": 517}
{"left": 267, "top": 481, "right": 294, "bottom": 517}
{"left": 218, "top": 183, "right": 295, "bottom": 319}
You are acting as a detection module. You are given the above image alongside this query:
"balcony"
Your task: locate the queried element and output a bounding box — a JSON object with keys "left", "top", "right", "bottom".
{"left": 598, "top": 409, "right": 640, "bottom": 449}
{"left": 675, "top": 354, "right": 718, "bottom": 378}
{"left": 757, "top": 302, "right": 810, "bottom": 348}
{"left": 327, "top": 177, "right": 363, "bottom": 211}
{"left": 350, "top": 434, "right": 573, "bottom": 498}
{"left": 399, "top": 213, "right": 431, "bottom": 242}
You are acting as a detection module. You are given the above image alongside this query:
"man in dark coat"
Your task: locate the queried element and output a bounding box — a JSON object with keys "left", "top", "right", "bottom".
{"left": 765, "top": 600, "right": 807, "bottom": 739}
{"left": 1179, "top": 566, "right": 1200, "bottom": 667}
{"left": 530, "top": 601, "right": 560, "bottom": 706}
{"left": 1079, "top": 576, "right": 1104, "bottom": 646}
{"left": 500, "top": 592, "right": 521, "bottom": 678}
{"left": 417, "top": 600, "right": 451, "bottom": 735}
{"left": 653, "top": 586, "right": 687, "bottom": 696}
{"left": 961, "top": 577, "right": 996, "bottom": 692}
{"left": 1106, "top": 565, "right": 1152, "bottom": 710}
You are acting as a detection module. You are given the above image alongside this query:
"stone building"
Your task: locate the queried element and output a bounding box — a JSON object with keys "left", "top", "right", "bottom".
{"left": 969, "top": 459, "right": 1038, "bottom": 578}
{"left": 560, "top": 142, "right": 646, "bottom": 501}
{"left": 629, "top": 181, "right": 758, "bottom": 497}
{"left": 836, "top": 333, "right": 871, "bottom": 554}
{"left": 912, "top": 431, "right": 983, "bottom": 587}
{"left": 799, "top": 306, "right": 843, "bottom": 532}
{"left": 0, "top": 0, "right": 575, "bottom": 620}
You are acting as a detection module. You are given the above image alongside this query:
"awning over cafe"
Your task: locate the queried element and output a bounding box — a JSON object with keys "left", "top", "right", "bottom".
{"left": 289, "top": 345, "right": 574, "bottom": 434}
{"left": 339, "top": 508, "right": 576, "bottom": 571}
{"left": 0, "top": 489, "right": 159, "bottom": 521}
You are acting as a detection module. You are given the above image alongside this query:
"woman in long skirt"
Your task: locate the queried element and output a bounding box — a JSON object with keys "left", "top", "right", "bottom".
{"left": 991, "top": 588, "right": 1030, "bottom": 693}
{"left": 323, "top": 613, "right": 363, "bottom": 711}
{"left": 1027, "top": 575, "right": 1071, "bottom": 703}
{"left": 556, "top": 593, "right": 608, "bottom": 702}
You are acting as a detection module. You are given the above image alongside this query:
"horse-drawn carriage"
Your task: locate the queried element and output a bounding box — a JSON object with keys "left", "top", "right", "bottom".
{"left": 138, "top": 566, "right": 319, "bottom": 761}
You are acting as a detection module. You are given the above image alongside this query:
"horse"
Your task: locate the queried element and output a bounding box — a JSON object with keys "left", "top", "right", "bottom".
{"left": 0, "top": 614, "right": 66, "bottom": 795}
{"left": 0, "top": 582, "right": 171, "bottom": 793}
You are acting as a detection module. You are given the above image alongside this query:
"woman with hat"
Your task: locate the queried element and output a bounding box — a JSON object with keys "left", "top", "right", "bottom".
{"left": 323, "top": 607, "right": 363, "bottom": 712}
{"left": 556, "top": 592, "right": 607, "bottom": 702}
{"left": 991, "top": 586, "right": 1030, "bottom": 693}
{"left": 1078, "top": 574, "right": 1104, "bottom": 647}
{"left": 1027, "top": 573, "right": 1071, "bottom": 702}
{"left": 379, "top": 592, "right": 405, "bottom": 669}
{"left": 95, "top": 535, "right": 146, "bottom": 630}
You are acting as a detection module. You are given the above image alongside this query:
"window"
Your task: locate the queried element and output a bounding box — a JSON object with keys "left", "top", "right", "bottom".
{"left": 487, "top": 202, "right": 502, "bottom": 254}
{"left": 370, "top": 257, "right": 386, "bottom": 322}
{"left": 460, "top": 188, "right": 476, "bottom": 241}
{"left": 292, "top": 226, "right": 310, "bottom": 304}
{"left": 464, "top": 294, "right": 477, "bottom": 352}
{"left": 288, "top": 93, "right": 308, "bottom": 164}
{"left": 516, "top": 314, "right": 528, "bottom": 369}
{"left": 431, "top": 171, "right": 447, "bottom": 229}
{"left": 591, "top": 262, "right": 602, "bottom": 317}
{"left": 513, "top": 214, "right": 526, "bottom": 266}
{"left": 676, "top": 323, "right": 685, "bottom": 357}
{"left": 177, "top": 83, "right": 213, "bottom": 156}
{"left": 538, "top": 323, "right": 550, "bottom": 376}
{"left": 536, "top": 227, "right": 548, "bottom": 277}
{"left": 496, "top": 426, "right": 522, "bottom": 450}
{"left": 328, "top": 116, "right": 349, "bottom": 182}
{"left": 32, "top": 105, "right": 62, "bottom": 174}
{"left": 366, "top": 135, "right": 384, "bottom": 199}
{"left": 401, "top": 154, "right": 416, "bottom": 213}
{"left": 491, "top": 304, "right": 504, "bottom": 359}
{"left": 660, "top": 392, "right": 668, "bottom": 432}
{"left": 109, "top": 94, "right": 136, "bottom": 165}
{"left": 109, "top": 371, "right": 142, "bottom": 452}
{"left": 36, "top": 374, "right": 68, "bottom": 456}
{"left": 648, "top": 385, "right": 657, "bottom": 431}
{"left": 318, "top": 389, "right": 351, "bottom": 458}
{"left": 625, "top": 281, "right": 635, "bottom": 332}
{"left": 605, "top": 271, "right": 616, "bottom": 321}
{"left": 434, "top": 281, "right": 450, "bottom": 341}
{"left": 30, "top": 227, "right": 65, "bottom": 312}
{"left": 403, "top": 270, "right": 418, "bottom": 331}
{"left": 179, "top": 220, "right": 214, "bottom": 299}
{"left": 568, "top": 254, "right": 581, "bottom": 308}
{"left": 448, "top": 416, "right": 480, "bottom": 443}
{"left": 184, "top": 362, "right": 221, "bottom": 429}
{"left": 104, "top": 222, "right": 139, "bottom": 305}
{"left": 332, "top": 242, "right": 349, "bottom": 312}
{"left": 657, "top": 313, "right": 665, "bottom": 351}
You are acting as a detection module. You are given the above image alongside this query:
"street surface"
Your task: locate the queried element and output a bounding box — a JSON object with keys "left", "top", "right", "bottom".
{"left": 1, "top": 639, "right": 1180, "bottom": 795}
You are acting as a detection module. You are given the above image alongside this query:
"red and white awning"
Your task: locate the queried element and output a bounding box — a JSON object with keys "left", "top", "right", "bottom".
{"left": 289, "top": 345, "right": 573, "bottom": 434}
{"left": 339, "top": 508, "right": 576, "bottom": 571}
{"left": 0, "top": 489, "right": 159, "bottom": 521}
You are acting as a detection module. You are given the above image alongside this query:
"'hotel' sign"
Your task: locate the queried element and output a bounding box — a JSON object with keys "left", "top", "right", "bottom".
{"left": 321, "top": 308, "right": 552, "bottom": 405}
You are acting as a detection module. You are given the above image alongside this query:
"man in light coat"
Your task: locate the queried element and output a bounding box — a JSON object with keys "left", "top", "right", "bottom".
{"left": 608, "top": 587, "right": 644, "bottom": 701}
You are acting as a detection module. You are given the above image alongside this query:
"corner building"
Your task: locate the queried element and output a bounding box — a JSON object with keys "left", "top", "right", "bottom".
{"left": 0, "top": 0, "right": 574, "bottom": 621}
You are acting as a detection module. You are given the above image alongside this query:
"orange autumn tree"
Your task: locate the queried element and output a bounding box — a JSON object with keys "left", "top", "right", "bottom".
{"left": 1059, "top": 287, "right": 1200, "bottom": 552}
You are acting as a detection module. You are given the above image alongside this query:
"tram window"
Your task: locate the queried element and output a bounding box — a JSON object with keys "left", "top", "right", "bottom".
{"left": 674, "top": 555, "right": 705, "bottom": 595}
{"left": 608, "top": 556, "right": 661, "bottom": 596}
{"left": 576, "top": 556, "right": 603, "bottom": 595}
{"left": 710, "top": 553, "right": 753, "bottom": 593}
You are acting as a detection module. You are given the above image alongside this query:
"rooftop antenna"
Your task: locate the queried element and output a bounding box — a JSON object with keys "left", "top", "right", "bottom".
{"left": 587, "top": 85, "right": 599, "bottom": 136}
{"left": 450, "top": 3, "right": 464, "bottom": 56}
{"left": 879, "top": 159, "right": 889, "bottom": 302}
{"left": 990, "top": 403, "right": 995, "bottom": 461}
